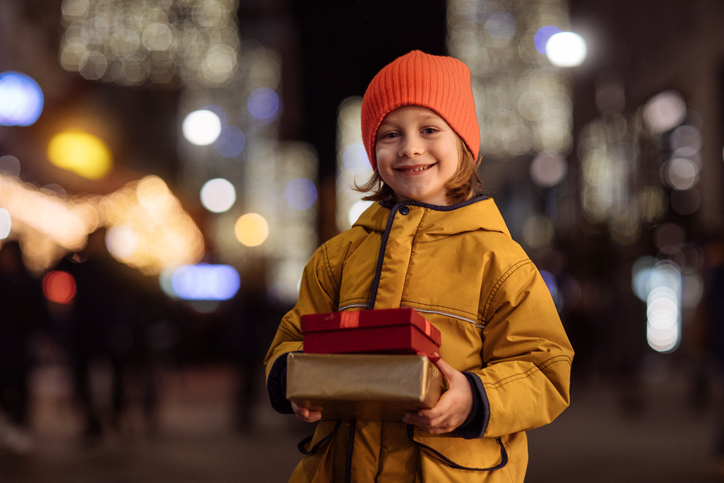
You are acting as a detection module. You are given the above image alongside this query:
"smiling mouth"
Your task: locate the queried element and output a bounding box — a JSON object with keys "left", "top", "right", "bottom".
{"left": 396, "top": 164, "right": 434, "bottom": 173}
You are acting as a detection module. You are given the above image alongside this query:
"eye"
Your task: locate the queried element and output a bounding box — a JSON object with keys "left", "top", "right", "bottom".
{"left": 422, "top": 127, "right": 439, "bottom": 134}
{"left": 380, "top": 131, "right": 399, "bottom": 139}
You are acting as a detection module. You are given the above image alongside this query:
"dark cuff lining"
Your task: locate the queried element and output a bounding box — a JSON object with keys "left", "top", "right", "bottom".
{"left": 457, "top": 372, "right": 491, "bottom": 439}
{"left": 267, "top": 352, "right": 294, "bottom": 414}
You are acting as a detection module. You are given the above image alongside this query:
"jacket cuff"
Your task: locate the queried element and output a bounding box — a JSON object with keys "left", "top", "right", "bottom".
{"left": 457, "top": 372, "right": 491, "bottom": 439}
{"left": 267, "top": 352, "right": 294, "bottom": 414}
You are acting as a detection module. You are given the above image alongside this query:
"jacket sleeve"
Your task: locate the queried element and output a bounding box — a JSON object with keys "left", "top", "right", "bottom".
{"left": 264, "top": 242, "right": 341, "bottom": 412}
{"left": 471, "top": 260, "right": 573, "bottom": 438}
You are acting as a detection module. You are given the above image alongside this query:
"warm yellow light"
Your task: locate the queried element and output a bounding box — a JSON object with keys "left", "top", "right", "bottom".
{"left": 47, "top": 130, "right": 113, "bottom": 179}
{"left": 234, "top": 213, "right": 269, "bottom": 247}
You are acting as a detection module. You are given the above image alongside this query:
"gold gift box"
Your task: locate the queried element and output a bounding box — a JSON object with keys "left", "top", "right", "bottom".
{"left": 286, "top": 353, "right": 442, "bottom": 422}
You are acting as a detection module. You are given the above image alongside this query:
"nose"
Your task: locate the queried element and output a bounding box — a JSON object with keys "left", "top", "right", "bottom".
{"left": 398, "top": 134, "right": 423, "bottom": 158}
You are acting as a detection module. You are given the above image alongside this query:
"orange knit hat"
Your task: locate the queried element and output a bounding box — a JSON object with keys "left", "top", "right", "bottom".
{"left": 361, "top": 50, "right": 480, "bottom": 170}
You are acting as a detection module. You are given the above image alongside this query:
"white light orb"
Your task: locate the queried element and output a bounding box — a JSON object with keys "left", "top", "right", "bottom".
{"left": 530, "top": 153, "right": 568, "bottom": 188}
{"left": 182, "top": 110, "right": 222, "bottom": 146}
{"left": 546, "top": 32, "right": 587, "bottom": 67}
{"left": 200, "top": 178, "right": 236, "bottom": 213}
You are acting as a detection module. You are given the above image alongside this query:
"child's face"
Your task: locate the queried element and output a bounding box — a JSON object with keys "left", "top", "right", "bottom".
{"left": 375, "top": 105, "right": 459, "bottom": 206}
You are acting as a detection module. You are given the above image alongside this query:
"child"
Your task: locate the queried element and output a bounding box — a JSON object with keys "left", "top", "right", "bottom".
{"left": 265, "top": 50, "right": 573, "bottom": 482}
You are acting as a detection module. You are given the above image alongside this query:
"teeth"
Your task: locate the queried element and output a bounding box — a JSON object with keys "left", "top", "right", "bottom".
{"left": 401, "top": 165, "right": 431, "bottom": 172}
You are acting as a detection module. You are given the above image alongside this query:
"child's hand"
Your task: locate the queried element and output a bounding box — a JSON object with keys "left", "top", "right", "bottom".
{"left": 402, "top": 356, "right": 473, "bottom": 434}
{"left": 291, "top": 401, "right": 322, "bottom": 423}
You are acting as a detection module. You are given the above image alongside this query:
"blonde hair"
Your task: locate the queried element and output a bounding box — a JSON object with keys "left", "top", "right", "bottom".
{"left": 354, "top": 137, "right": 483, "bottom": 205}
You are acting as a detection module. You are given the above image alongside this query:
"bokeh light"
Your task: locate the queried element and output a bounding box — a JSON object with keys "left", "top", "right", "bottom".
{"left": 214, "top": 126, "right": 245, "bottom": 157}
{"left": 670, "top": 188, "right": 700, "bottom": 215}
{"left": 170, "top": 263, "right": 240, "bottom": 300}
{"left": 42, "top": 270, "right": 77, "bottom": 304}
{"left": 643, "top": 90, "right": 686, "bottom": 134}
{"left": 59, "top": 0, "right": 240, "bottom": 87}
{"left": 522, "top": 215, "right": 555, "bottom": 249}
{"left": 654, "top": 223, "right": 686, "bottom": 253}
{"left": 530, "top": 153, "right": 568, "bottom": 188}
{"left": 0, "top": 71, "right": 44, "bottom": 126}
{"left": 631, "top": 256, "right": 657, "bottom": 302}
{"left": 0, "top": 155, "right": 21, "bottom": 177}
{"left": 671, "top": 125, "right": 702, "bottom": 158}
{"left": 646, "top": 261, "right": 681, "bottom": 353}
{"left": 234, "top": 213, "right": 269, "bottom": 247}
{"left": 348, "top": 200, "right": 373, "bottom": 227}
{"left": 47, "top": 130, "right": 113, "bottom": 179}
{"left": 485, "top": 12, "right": 517, "bottom": 40}
{"left": 200, "top": 178, "right": 236, "bottom": 213}
{"left": 661, "top": 157, "right": 698, "bottom": 190}
{"left": 534, "top": 26, "right": 562, "bottom": 54}
{"left": 342, "top": 143, "right": 372, "bottom": 174}
{"left": 247, "top": 87, "right": 280, "bottom": 123}
{"left": 182, "top": 109, "right": 222, "bottom": 146}
{"left": 285, "top": 178, "right": 317, "bottom": 210}
{"left": 106, "top": 225, "right": 139, "bottom": 260}
{"left": 0, "top": 208, "right": 11, "bottom": 239}
{"left": 546, "top": 32, "right": 587, "bottom": 67}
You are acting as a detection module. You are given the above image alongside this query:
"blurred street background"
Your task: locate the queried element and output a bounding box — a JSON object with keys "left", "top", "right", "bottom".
{"left": 1, "top": 0, "right": 724, "bottom": 481}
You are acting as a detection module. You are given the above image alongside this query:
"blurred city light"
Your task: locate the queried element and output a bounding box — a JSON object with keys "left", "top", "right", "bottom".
{"left": 670, "top": 188, "right": 700, "bottom": 215}
{"left": 105, "top": 225, "right": 139, "bottom": 260}
{"left": 170, "top": 263, "right": 240, "bottom": 300}
{"left": 545, "top": 32, "right": 587, "bottom": 67}
{"left": 662, "top": 157, "right": 699, "bottom": 190}
{"left": 0, "top": 208, "right": 11, "bottom": 239}
{"left": 0, "top": 71, "right": 44, "bottom": 126}
{"left": 632, "top": 255, "right": 657, "bottom": 302}
{"left": 182, "top": 109, "right": 222, "bottom": 146}
{"left": 247, "top": 87, "right": 280, "bottom": 124}
{"left": 343, "top": 143, "right": 372, "bottom": 175}
{"left": 336, "top": 97, "right": 370, "bottom": 231}
{"left": 200, "top": 178, "right": 236, "bottom": 213}
{"left": 534, "top": 26, "right": 562, "bottom": 54}
{"left": 47, "top": 130, "right": 113, "bottom": 179}
{"left": 214, "top": 126, "right": 245, "bottom": 157}
{"left": 447, "top": 0, "right": 574, "bottom": 159}
{"left": 348, "top": 200, "right": 373, "bottom": 227}
{"left": 522, "top": 215, "right": 555, "bottom": 249}
{"left": 284, "top": 178, "right": 317, "bottom": 210}
{"left": 0, "top": 155, "right": 21, "bottom": 177}
{"left": 42, "top": 270, "right": 77, "bottom": 304}
{"left": 671, "top": 125, "right": 702, "bottom": 158}
{"left": 643, "top": 91, "right": 686, "bottom": 134}
{"left": 646, "top": 261, "right": 682, "bottom": 353}
{"left": 484, "top": 11, "right": 517, "bottom": 40}
{"left": 59, "top": 0, "right": 240, "bottom": 87}
{"left": 530, "top": 153, "right": 568, "bottom": 188}
{"left": 234, "top": 213, "right": 269, "bottom": 247}
{"left": 100, "top": 176, "right": 205, "bottom": 274}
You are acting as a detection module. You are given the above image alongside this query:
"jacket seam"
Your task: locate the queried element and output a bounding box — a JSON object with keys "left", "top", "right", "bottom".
{"left": 321, "top": 243, "right": 340, "bottom": 295}
{"left": 412, "top": 233, "right": 462, "bottom": 244}
{"left": 482, "top": 259, "right": 533, "bottom": 322}
{"left": 402, "top": 300, "right": 479, "bottom": 321}
{"left": 483, "top": 355, "right": 572, "bottom": 390}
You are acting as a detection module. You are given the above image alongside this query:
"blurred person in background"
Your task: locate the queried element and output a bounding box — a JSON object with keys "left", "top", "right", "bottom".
{"left": 0, "top": 241, "right": 46, "bottom": 454}
{"left": 57, "top": 228, "right": 147, "bottom": 442}
{"left": 218, "top": 258, "right": 278, "bottom": 434}
{"left": 695, "top": 234, "right": 724, "bottom": 479}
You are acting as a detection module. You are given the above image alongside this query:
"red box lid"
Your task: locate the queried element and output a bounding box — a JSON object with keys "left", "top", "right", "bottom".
{"left": 301, "top": 308, "right": 441, "bottom": 347}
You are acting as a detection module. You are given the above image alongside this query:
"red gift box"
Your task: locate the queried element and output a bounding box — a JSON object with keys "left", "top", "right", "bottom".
{"left": 301, "top": 308, "right": 441, "bottom": 356}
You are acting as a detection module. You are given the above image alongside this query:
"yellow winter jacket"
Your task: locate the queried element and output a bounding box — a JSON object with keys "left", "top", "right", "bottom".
{"left": 265, "top": 197, "right": 573, "bottom": 482}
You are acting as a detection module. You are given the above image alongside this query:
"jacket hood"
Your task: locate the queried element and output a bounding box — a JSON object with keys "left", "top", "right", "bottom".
{"left": 353, "top": 196, "right": 510, "bottom": 238}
